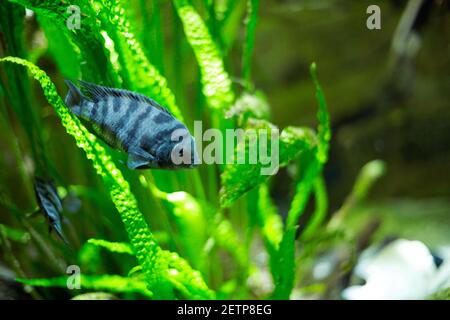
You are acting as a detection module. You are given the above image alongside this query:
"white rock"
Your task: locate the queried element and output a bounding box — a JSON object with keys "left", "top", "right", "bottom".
{"left": 342, "top": 239, "right": 449, "bottom": 300}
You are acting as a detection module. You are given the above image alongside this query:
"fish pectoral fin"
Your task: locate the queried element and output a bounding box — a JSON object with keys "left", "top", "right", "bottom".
{"left": 127, "top": 156, "right": 148, "bottom": 169}
{"left": 127, "top": 148, "right": 157, "bottom": 170}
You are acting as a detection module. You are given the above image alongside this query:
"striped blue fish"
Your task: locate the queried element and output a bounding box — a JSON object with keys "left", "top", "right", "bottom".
{"left": 64, "top": 80, "right": 199, "bottom": 169}
{"left": 33, "top": 177, "right": 68, "bottom": 244}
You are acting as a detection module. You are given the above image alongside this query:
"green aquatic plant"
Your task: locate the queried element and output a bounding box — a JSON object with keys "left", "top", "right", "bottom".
{"left": 0, "top": 223, "right": 31, "bottom": 244}
{"left": 242, "top": 0, "right": 259, "bottom": 91}
{"left": 0, "top": 56, "right": 212, "bottom": 299}
{"left": 286, "top": 63, "right": 330, "bottom": 229}
{"left": 17, "top": 274, "right": 154, "bottom": 297}
{"left": 0, "top": 0, "right": 393, "bottom": 301}
{"left": 219, "top": 123, "right": 318, "bottom": 208}
{"left": 9, "top": 0, "right": 118, "bottom": 84}
{"left": 271, "top": 63, "right": 330, "bottom": 299}
{"left": 173, "top": 0, "right": 234, "bottom": 111}
{"left": 329, "top": 159, "right": 386, "bottom": 229}
{"left": 94, "top": 0, "right": 184, "bottom": 120}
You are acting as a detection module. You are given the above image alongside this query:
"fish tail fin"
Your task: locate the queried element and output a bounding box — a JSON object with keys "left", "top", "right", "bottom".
{"left": 53, "top": 223, "right": 70, "bottom": 246}
{"left": 64, "top": 80, "right": 84, "bottom": 108}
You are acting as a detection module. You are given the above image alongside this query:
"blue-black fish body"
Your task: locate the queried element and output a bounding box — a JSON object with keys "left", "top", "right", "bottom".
{"left": 33, "top": 177, "right": 68, "bottom": 244}
{"left": 64, "top": 80, "right": 198, "bottom": 169}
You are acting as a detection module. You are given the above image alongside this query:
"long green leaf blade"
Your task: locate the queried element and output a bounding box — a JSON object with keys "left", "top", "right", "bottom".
{"left": 242, "top": 0, "right": 259, "bottom": 90}
{"left": 17, "top": 275, "right": 153, "bottom": 298}
{"left": 94, "top": 0, "right": 183, "bottom": 120}
{"left": 286, "top": 63, "right": 330, "bottom": 228}
{"left": 173, "top": 0, "right": 235, "bottom": 111}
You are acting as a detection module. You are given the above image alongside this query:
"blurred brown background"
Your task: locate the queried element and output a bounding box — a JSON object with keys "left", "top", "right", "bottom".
{"left": 248, "top": 1, "right": 450, "bottom": 216}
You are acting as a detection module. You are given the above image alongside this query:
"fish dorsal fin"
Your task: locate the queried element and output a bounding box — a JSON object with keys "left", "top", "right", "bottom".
{"left": 77, "top": 80, "right": 174, "bottom": 117}
{"left": 64, "top": 80, "right": 83, "bottom": 107}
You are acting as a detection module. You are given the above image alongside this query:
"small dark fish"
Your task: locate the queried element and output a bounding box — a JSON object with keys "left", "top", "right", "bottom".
{"left": 33, "top": 177, "right": 68, "bottom": 244}
{"left": 64, "top": 80, "right": 199, "bottom": 169}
